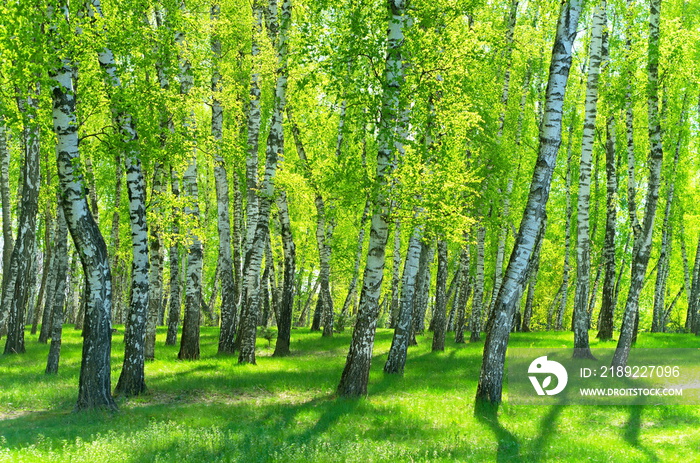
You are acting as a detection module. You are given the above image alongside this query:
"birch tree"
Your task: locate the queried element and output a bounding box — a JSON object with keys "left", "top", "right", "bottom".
{"left": 49, "top": 0, "right": 117, "bottom": 411}
{"left": 337, "top": 0, "right": 410, "bottom": 397}
{"left": 573, "top": 0, "right": 606, "bottom": 358}
{"left": 612, "top": 0, "right": 665, "bottom": 368}
{"left": 475, "top": 0, "right": 581, "bottom": 406}
{"left": 3, "top": 84, "right": 41, "bottom": 354}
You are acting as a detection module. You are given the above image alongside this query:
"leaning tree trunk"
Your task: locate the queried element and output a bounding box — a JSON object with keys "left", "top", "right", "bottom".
{"left": 598, "top": 115, "right": 618, "bottom": 340}
{"left": 384, "top": 225, "right": 422, "bottom": 375}
{"left": 45, "top": 205, "right": 68, "bottom": 374}
{"left": 3, "top": 85, "right": 41, "bottom": 355}
{"left": 273, "top": 191, "right": 295, "bottom": 356}
{"left": 613, "top": 0, "right": 664, "bottom": 367}
{"left": 557, "top": 112, "right": 576, "bottom": 332}
{"left": 337, "top": 0, "right": 409, "bottom": 397}
{"left": 341, "top": 201, "right": 370, "bottom": 316}
{"left": 238, "top": 0, "right": 292, "bottom": 365}
{"left": 573, "top": 0, "right": 606, "bottom": 358}
{"left": 522, "top": 216, "right": 546, "bottom": 332}
{"left": 50, "top": 20, "right": 116, "bottom": 410}
{"left": 475, "top": 0, "right": 581, "bottom": 407}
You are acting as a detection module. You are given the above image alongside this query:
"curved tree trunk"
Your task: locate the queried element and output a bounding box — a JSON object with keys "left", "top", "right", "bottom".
{"left": 50, "top": 21, "right": 116, "bottom": 409}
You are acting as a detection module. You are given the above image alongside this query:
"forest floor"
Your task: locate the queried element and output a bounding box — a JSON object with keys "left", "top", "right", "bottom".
{"left": 1, "top": 326, "right": 699, "bottom": 462}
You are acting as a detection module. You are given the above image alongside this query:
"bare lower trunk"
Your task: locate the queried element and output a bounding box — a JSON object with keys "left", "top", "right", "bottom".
{"left": 165, "top": 168, "right": 181, "bottom": 346}
{"left": 431, "top": 240, "right": 448, "bottom": 351}
{"left": 598, "top": 116, "right": 618, "bottom": 340}
{"left": 145, "top": 164, "right": 164, "bottom": 361}
{"left": 273, "top": 191, "right": 295, "bottom": 356}
{"left": 384, "top": 225, "right": 422, "bottom": 374}
{"left": 341, "top": 201, "right": 370, "bottom": 316}
{"left": 178, "top": 160, "right": 203, "bottom": 360}
{"left": 46, "top": 207, "right": 68, "bottom": 374}
{"left": 3, "top": 85, "right": 41, "bottom": 355}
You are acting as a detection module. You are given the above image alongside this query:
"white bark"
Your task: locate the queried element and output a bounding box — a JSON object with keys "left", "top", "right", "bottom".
{"left": 50, "top": 6, "right": 116, "bottom": 408}
{"left": 337, "top": 0, "right": 410, "bottom": 397}
{"left": 476, "top": 0, "right": 581, "bottom": 406}
{"left": 573, "top": 1, "right": 606, "bottom": 358}
{"left": 613, "top": 0, "right": 665, "bottom": 367}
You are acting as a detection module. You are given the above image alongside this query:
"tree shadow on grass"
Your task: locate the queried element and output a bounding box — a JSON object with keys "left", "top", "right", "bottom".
{"left": 623, "top": 406, "right": 660, "bottom": 462}
{"left": 475, "top": 403, "right": 521, "bottom": 462}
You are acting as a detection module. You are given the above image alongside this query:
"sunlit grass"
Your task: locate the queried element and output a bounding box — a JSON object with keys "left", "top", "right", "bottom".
{"left": 1, "top": 326, "right": 699, "bottom": 462}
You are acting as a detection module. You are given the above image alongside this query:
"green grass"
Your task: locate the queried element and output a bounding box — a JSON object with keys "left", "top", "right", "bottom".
{"left": 1, "top": 327, "right": 700, "bottom": 462}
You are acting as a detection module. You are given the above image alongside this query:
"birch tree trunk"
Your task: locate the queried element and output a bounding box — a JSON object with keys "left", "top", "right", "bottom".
{"left": 522, "top": 217, "right": 546, "bottom": 332}
{"left": 166, "top": 167, "right": 181, "bottom": 346}
{"left": 337, "top": 0, "right": 409, "bottom": 397}
{"left": 144, "top": 164, "right": 164, "bottom": 361}
{"left": 598, "top": 115, "right": 618, "bottom": 340}
{"left": 411, "top": 241, "right": 433, "bottom": 343}
{"left": 45, "top": 206, "right": 68, "bottom": 374}
{"left": 389, "top": 220, "right": 402, "bottom": 328}
{"left": 557, "top": 114, "right": 577, "bottom": 331}
{"left": 384, "top": 226, "right": 422, "bottom": 374}
{"left": 573, "top": 1, "right": 606, "bottom": 358}
{"left": 455, "top": 248, "right": 470, "bottom": 344}
{"left": 470, "top": 227, "right": 485, "bottom": 341}
{"left": 238, "top": 0, "right": 292, "bottom": 365}
{"left": 38, "top": 214, "right": 57, "bottom": 343}
{"left": 89, "top": 0, "right": 151, "bottom": 393}
{"left": 431, "top": 240, "right": 448, "bottom": 351}
{"left": 211, "top": 3, "right": 238, "bottom": 355}
{"left": 178, "top": 159, "right": 203, "bottom": 360}
{"left": 50, "top": 16, "right": 116, "bottom": 409}
{"left": 341, "top": 201, "right": 370, "bottom": 316}
{"left": 3, "top": 85, "right": 41, "bottom": 355}
{"left": 612, "top": 0, "right": 664, "bottom": 367}
{"left": 109, "top": 152, "right": 123, "bottom": 322}
{"left": 0, "top": 117, "right": 12, "bottom": 274}
{"left": 273, "top": 190, "right": 295, "bottom": 356}
{"left": 475, "top": 0, "right": 581, "bottom": 406}
{"left": 652, "top": 104, "right": 684, "bottom": 332}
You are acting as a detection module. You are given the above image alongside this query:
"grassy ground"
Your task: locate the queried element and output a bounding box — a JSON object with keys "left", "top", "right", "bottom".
{"left": 1, "top": 326, "right": 699, "bottom": 462}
